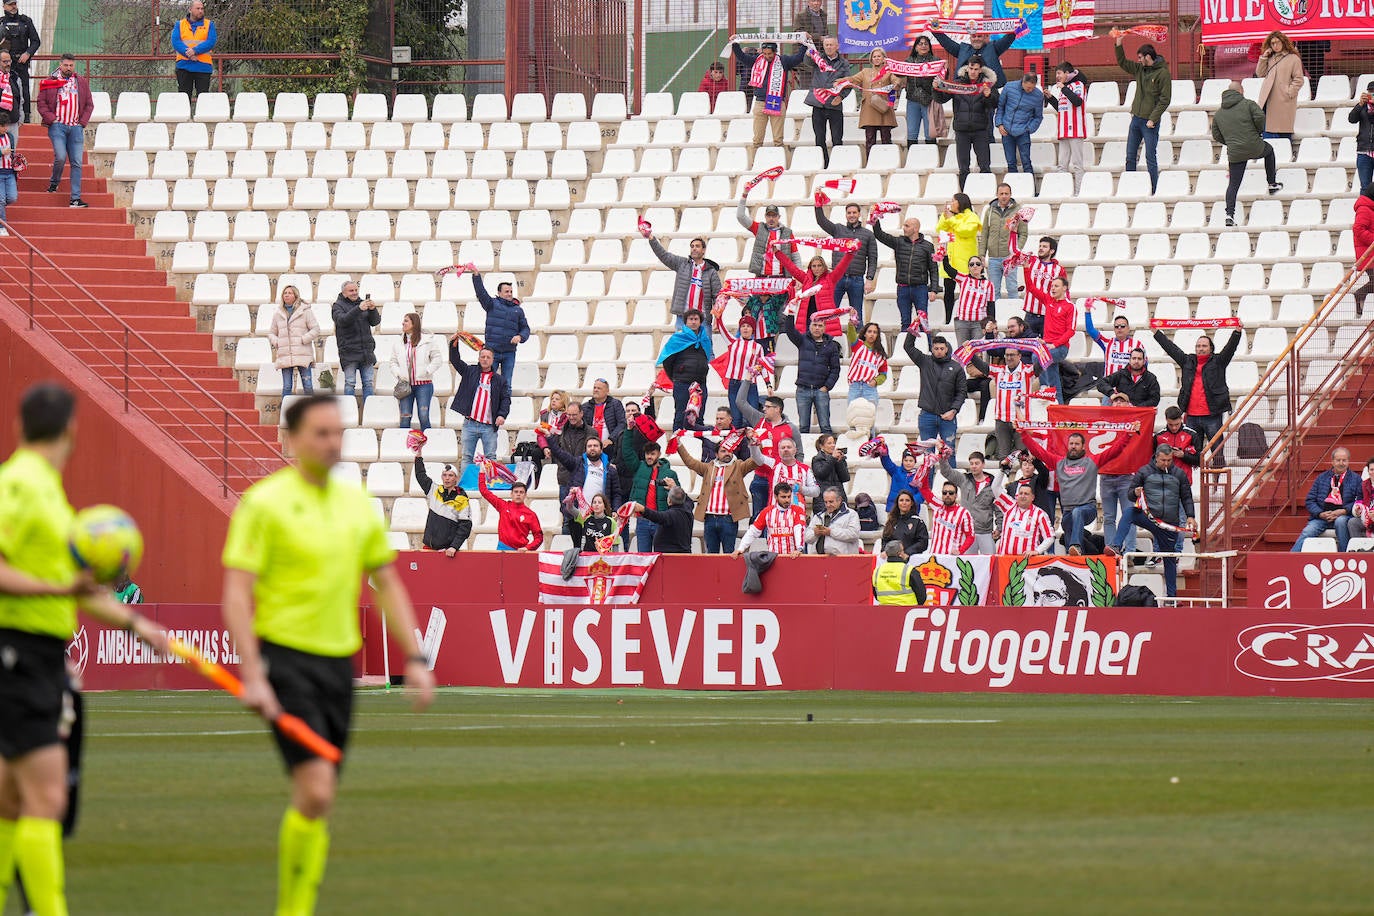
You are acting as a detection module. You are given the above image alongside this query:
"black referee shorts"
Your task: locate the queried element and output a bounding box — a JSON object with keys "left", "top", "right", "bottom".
{"left": 261, "top": 641, "right": 354, "bottom": 771}
{"left": 0, "top": 628, "right": 68, "bottom": 761}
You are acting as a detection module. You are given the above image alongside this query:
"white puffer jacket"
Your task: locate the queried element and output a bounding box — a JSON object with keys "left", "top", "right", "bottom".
{"left": 389, "top": 334, "right": 446, "bottom": 385}
{"left": 268, "top": 304, "right": 320, "bottom": 369}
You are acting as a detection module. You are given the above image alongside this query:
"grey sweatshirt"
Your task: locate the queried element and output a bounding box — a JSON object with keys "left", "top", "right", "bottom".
{"left": 1056, "top": 455, "right": 1101, "bottom": 509}
{"left": 938, "top": 460, "right": 1002, "bottom": 535}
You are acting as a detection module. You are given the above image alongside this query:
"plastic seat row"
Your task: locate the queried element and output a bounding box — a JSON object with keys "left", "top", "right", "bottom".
{"left": 152, "top": 208, "right": 557, "bottom": 246}
{"left": 110, "top": 147, "right": 590, "bottom": 182}
{"left": 129, "top": 176, "right": 564, "bottom": 213}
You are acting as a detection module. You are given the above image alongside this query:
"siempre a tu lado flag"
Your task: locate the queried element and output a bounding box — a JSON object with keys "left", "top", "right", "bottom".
{"left": 841, "top": 0, "right": 912, "bottom": 53}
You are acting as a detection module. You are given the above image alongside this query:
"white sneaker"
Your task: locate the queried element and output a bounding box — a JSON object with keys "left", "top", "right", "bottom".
{"left": 0, "top": 227, "right": 10, "bottom": 236}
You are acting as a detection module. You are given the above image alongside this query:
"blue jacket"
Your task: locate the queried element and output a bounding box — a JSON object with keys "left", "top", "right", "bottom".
{"left": 934, "top": 32, "right": 1017, "bottom": 88}
{"left": 1304, "top": 468, "right": 1363, "bottom": 520}
{"left": 474, "top": 275, "right": 530, "bottom": 355}
{"left": 879, "top": 452, "right": 927, "bottom": 513}
{"left": 996, "top": 81, "right": 1045, "bottom": 136}
{"left": 449, "top": 344, "right": 511, "bottom": 423}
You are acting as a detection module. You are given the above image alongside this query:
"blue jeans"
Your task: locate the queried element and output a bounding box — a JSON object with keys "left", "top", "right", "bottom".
{"left": 906, "top": 99, "right": 932, "bottom": 143}
{"left": 1293, "top": 516, "right": 1353, "bottom": 552}
{"left": 1001, "top": 131, "right": 1033, "bottom": 174}
{"left": 48, "top": 122, "right": 84, "bottom": 199}
{"left": 492, "top": 350, "right": 517, "bottom": 379}
{"left": 833, "top": 274, "right": 865, "bottom": 323}
{"left": 1360, "top": 155, "right": 1374, "bottom": 197}
{"left": 0, "top": 170, "right": 15, "bottom": 224}
{"left": 1132, "top": 508, "right": 1181, "bottom": 596}
{"left": 398, "top": 380, "right": 434, "bottom": 430}
{"left": 896, "top": 284, "right": 929, "bottom": 331}
{"left": 917, "top": 410, "right": 957, "bottom": 448}
{"left": 704, "top": 514, "right": 738, "bottom": 553}
{"left": 848, "top": 380, "right": 878, "bottom": 408}
{"left": 1100, "top": 474, "right": 1138, "bottom": 552}
{"left": 750, "top": 475, "right": 771, "bottom": 517}
{"left": 727, "top": 377, "right": 760, "bottom": 428}
{"left": 1125, "top": 115, "right": 1160, "bottom": 192}
{"left": 340, "top": 361, "right": 375, "bottom": 397}
{"left": 1041, "top": 346, "right": 1070, "bottom": 403}
{"left": 1062, "top": 503, "right": 1098, "bottom": 550}
{"left": 986, "top": 257, "right": 1018, "bottom": 301}
{"left": 460, "top": 419, "right": 499, "bottom": 479}
{"left": 795, "top": 386, "right": 832, "bottom": 434}
{"left": 635, "top": 517, "right": 658, "bottom": 552}
{"left": 281, "top": 367, "right": 313, "bottom": 396}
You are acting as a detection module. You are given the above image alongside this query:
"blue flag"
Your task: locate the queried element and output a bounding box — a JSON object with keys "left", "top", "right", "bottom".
{"left": 994, "top": 0, "right": 1044, "bottom": 49}
{"left": 839, "top": 0, "right": 911, "bottom": 53}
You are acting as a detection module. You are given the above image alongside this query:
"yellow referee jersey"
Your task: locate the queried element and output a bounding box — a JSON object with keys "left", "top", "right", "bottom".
{"left": 0, "top": 449, "right": 78, "bottom": 640}
{"left": 222, "top": 467, "right": 395, "bottom": 658}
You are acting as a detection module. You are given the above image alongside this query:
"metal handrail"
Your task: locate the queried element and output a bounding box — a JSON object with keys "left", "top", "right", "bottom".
{"left": 0, "top": 218, "right": 282, "bottom": 496}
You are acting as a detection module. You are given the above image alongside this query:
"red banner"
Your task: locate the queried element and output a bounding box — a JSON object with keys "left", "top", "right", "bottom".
{"left": 1020, "top": 405, "right": 1156, "bottom": 476}
{"left": 1247, "top": 553, "right": 1374, "bottom": 611}
{"left": 1201, "top": 0, "right": 1374, "bottom": 44}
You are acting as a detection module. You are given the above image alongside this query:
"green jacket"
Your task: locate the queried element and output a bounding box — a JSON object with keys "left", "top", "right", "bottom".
{"left": 1211, "top": 89, "right": 1267, "bottom": 163}
{"left": 1115, "top": 44, "right": 1171, "bottom": 124}
{"left": 629, "top": 457, "right": 680, "bottom": 508}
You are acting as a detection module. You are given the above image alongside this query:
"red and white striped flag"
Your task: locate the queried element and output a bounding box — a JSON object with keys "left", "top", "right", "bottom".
{"left": 537, "top": 552, "right": 658, "bottom": 606}
{"left": 1044, "top": 0, "right": 1095, "bottom": 47}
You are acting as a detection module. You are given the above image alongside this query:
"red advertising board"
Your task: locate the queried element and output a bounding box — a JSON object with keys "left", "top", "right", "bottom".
{"left": 1202, "top": 0, "right": 1374, "bottom": 44}
{"left": 69, "top": 604, "right": 246, "bottom": 691}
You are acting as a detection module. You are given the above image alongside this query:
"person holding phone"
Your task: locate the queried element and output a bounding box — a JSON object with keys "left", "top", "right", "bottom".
{"left": 330, "top": 281, "right": 379, "bottom": 398}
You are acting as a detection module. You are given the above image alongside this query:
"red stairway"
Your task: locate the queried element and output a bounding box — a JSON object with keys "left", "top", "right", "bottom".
{"left": 1, "top": 122, "right": 281, "bottom": 493}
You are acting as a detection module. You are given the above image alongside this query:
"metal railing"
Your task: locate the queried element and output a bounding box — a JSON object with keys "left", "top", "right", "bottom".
{"left": 0, "top": 220, "right": 282, "bottom": 497}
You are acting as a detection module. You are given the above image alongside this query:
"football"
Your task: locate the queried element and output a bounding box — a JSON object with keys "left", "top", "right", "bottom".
{"left": 69, "top": 505, "right": 144, "bottom": 584}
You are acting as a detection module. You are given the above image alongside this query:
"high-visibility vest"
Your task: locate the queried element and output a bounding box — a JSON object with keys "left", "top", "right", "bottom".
{"left": 873, "top": 561, "right": 917, "bottom": 605}
{"left": 178, "top": 18, "right": 213, "bottom": 65}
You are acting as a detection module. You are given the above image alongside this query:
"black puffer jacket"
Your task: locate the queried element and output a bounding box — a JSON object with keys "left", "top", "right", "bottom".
{"left": 934, "top": 65, "right": 998, "bottom": 134}
{"left": 1154, "top": 330, "right": 1242, "bottom": 416}
{"left": 872, "top": 224, "right": 938, "bottom": 287}
{"left": 903, "top": 336, "right": 968, "bottom": 415}
{"left": 1349, "top": 99, "right": 1374, "bottom": 154}
{"left": 782, "top": 326, "right": 842, "bottom": 390}
{"left": 882, "top": 513, "right": 929, "bottom": 556}
{"left": 331, "top": 294, "right": 380, "bottom": 366}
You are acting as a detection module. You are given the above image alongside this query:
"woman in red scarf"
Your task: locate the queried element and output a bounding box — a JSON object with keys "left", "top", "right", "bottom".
{"left": 1022, "top": 275, "right": 1079, "bottom": 403}
{"left": 779, "top": 250, "right": 856, "bottom": 336}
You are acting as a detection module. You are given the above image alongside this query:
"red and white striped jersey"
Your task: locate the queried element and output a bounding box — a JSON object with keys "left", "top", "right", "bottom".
{"left": 471, "top": 371, "right": 494, "bottom": 424}
{"left": 990, "top": 363, "right": 1037, "bottom": 423}
{"left": 0, "top": 131, "right": 12, "bottom": 170}
{"left": 848, "top": 342, "right": 888, "bottom": 385}
{"left": 686, "top": 262, "right": 705, "bottom": 312}
{"left": 705, "top": 464, "right": 731, "bottom": 515}
{"left": 1022, "top": 258, "right": 1065, "bottom": 317}
{"left": 998, "top": 504, "right": 1053, "bottom": 555}
{"left": 55, "top": 75, "right": 81, "bottom": 126}
{"left": 954, "top": 274, "right": 997, "bottom": 322}
{"left": 1096, "top": 334, "right": 1144, "bottom": 375}
{"left": 749, "top": 503, "right": 808, "bottom": 553}
{"left": 760, "top": 226, "right": 784, "bottom": 276}
{"left": 751, "top": 420, "right": 789, "bottom": 484}
{"left": 720, "top": 335, "right": 764, "bottom": 381}
{"left": 1054, "top": 79, "right": 1088, "bottom": 139}
{"left": 928, "top": 502, "right": 975, "bottom": 554}
{"left": 772, "top": 459, "right": 815, "bottom": 499}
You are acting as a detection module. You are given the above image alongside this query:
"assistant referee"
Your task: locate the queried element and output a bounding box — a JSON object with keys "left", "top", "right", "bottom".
{"left": 221, "top": 394, "right": 435, "bottom": 916}
{"left": 0, "top": 383, "right": 168, "bottom": 916}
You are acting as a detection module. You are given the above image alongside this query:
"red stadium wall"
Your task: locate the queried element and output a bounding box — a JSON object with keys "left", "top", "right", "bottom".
{"left": 0, "top": 315, "right": 236, "bottom": 603}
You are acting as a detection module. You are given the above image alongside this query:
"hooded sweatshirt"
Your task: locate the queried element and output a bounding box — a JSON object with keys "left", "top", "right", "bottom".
{"left": 1115, "top": 44, "right": 1171, "bottom": 123}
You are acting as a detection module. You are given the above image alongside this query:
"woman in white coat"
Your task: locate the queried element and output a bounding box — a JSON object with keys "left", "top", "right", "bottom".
{"left": 267, "top": 284, "right": 319, "bottom": 395}
{"left": 391, "top": 311, "right": 445, "bottom": 430}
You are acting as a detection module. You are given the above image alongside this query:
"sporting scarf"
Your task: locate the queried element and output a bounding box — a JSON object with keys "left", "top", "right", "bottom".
{"left": 721, "top": 31, "right": 813, "bottom": 56}
{"left": 880, "top": 59, "right": 947, "bottom": 79}
{"left": 723, "top": 276, "right": 794, "bottom": 296}
{"left": 932, "top": 231, "right": 952, "bottom": 261}
{"left": 637, "top": 217, "right": 652, "bottom": 235}
{"left": 822, "top": 178, "right": 858, "bottom": 194}
{"left": 563, "top": 486, "right": 591, "bottom": 518}
{"left": 906, "top": 311, "right": 931, "bottom": 336}
{"left": 750, "top": 54, "right": 788, "bottom": 115}
{"left": 870, "top": 201, "right": 903, "bottom": 218}
{"left": 1148, "top": 318, "right": 1243, "bottom": 329}
{"left": 481, "top": 458, "right": 520, "bottom": 486}
{"left": 744, "top": 165, "right": 785, "bottom": 193}
{"left": 406, "top": 429, "right": 428, "bottom": 454}
{"left": 856, "top": 438, "right": 887, "bottom": 458}
{"left": 933, "top": 77, "right": 985, "bottom": 96}
{"left": 1016, "top": 419, "right": 1143, "bottom": 433}
{"left": 811, "top": 305, "right": 860, "bottom": 330}
{"left": 1138, "top": 487, "right": 1195, "bottom": 535}
{"left": 806, "top": 48, "right": 836, "bottom": 72}
{"left": 750, "top": 352, "right": 776, "bottom": 384}
{"left": 434, "top": 263, "right": 477, "bottom": 279}
{"left": 684, "top": 382, "right": 705, "bottom": 427}
{"left": 0, "top": 72, "right": 11, "bottom": 112}
{"left": 665, "top": 426, "right": 748, "bottom": 457}
{"left": 452, "top": 331, "right": 484, "bottom": 352}
{"left": 1120, "top": 24, "right": 1167, "bottom": 41}
{"left": 928, "top": 16, "right": 1028, "bottom": 35}
{"left": 953, "top": 337, "right": 1054, "bottom": 369}
{"left": 779, "top": 236, "right": 861, "bottom": 252}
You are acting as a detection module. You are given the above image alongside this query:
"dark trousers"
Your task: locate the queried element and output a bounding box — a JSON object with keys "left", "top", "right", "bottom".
{"left": 176, "top": 68, "right": 212, "bottom": 97}
{"left": 811, "top": 107, "right": 843, "bottom": 167}
{"left": 1188, "top": 412, "right": 1226, "bottom": 467}
{"left": 1024, "top": 312, "right": 1045, "bottom": 338}
{"left": 941, "top": 260, "right": 959, "bottom": 324}
{"left": 1224, "top": 144, "right": 1277, "bottom": 216}
{"left": 955, "top": 128, "right": 991, "bottom": 190}
{"left": 1353, "top": 268, "right": 1374, "bottom": 311}
{"left": 9, "top": 63, "right": 29, "bottom": 119}
{"left": 863, "top": 125, "right": 892, "bottom": 154}
{"left": 1131, "top": 508, "right": 1181, "bottom": 597}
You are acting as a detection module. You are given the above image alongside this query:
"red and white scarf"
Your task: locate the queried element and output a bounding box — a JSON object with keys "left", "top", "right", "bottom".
{"left": 686, "top": 262, "right": 705, "bottom": 312}
{"left": 55, "top": 74, "right": 81, "bottom": 125}
{"left": 723, "top": 276, "right": 793, "bottom": 296}
{"left": 1149, "top": 317, "right": 1243, "bottom": 329}
{"left": 1120, "top": 24, "right": 1168, "bottom": 41}
{"left": 750, "top": 54, "right": 788, "bottom": 116}
{"left": 933, "top": 77, "right": 985, "bottom": 97}
{"left": 744, "top": 165, "right": 785, "bottom": 193}
{"left": 0, "top": 72, "right": 11, "bottom": 113}
{"left": 880, "top": 59, "right": 947, "bottom": 79}
{"left": 780, "top": 236, "right": 861, "bottom": 252}
{"left": 471, "top": 371, "right": 494, "bottom": 424}
{"left": 822, "top": 178, "right": 858, "bottom": 194}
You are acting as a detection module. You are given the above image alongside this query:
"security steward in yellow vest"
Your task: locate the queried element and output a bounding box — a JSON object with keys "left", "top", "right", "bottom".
{"left": 872, "top": 541, "right": 928, "bottom": 605}
{"left": 171, "top": 0, "right": 216, "bottom": 98}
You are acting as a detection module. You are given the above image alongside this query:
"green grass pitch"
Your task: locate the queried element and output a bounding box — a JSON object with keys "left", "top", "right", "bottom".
{"left": 32, "top": 689, "right": 1374, "bottom": 915}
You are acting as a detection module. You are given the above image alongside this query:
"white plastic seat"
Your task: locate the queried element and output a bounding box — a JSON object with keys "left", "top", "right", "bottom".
{"left": 193, "top": 92, "right": 230, "bottom": 122}
{"left": 130, "top": 178, "right": 169, "bottom": 211}
{"left": 114, "top": 91, "right": 152, "bottom": 123}
{"left": 233, "top": 92, "right": 270, "bottom": 123}
{"left": 170, "top": 121, "right": 209, "bottom": 152}
{"left": 352, "top": 93, "right": 389, "bottom": 123}
{"left": 131, "top": 122, "right": 170, "bottom": 151}
{"left": 211, "top": 122, "right": 248, "bottom": 151}
{"left": 230, "top": 149, "right": 269, "bottom": 179}
{"left": 271, "top": 92, "right": 310, "bottom": 123}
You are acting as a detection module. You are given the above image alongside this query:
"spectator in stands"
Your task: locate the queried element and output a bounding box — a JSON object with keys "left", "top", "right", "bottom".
{"left": 1212, "top": 81, "right": 1283, "bottom": 227}
{"left": 1045, "top": 62, "right": 1088, "bottom": 193}
{"left": 0, "top": 0, "right": 37, "bottom": 123}
{"left": 980, "top": 183, "right": 1020, "bottom": 303}
{"left": 633, "top": 486, "right": 694, "bottom": 554}
{"left": 873, "top": 541, "right": 929, "bottom": 604}
{"left": 1023, "top": 429, "right": 1138, "bottom": 555}
{"left": 969, "top": 341, "right": 1037, "bottom": 458}
{"left": 996, "top": 483, "right": 1055, "bottom": 555}
{"left": 583, "top": 379, "right": 626, "bottom": 450}
{"left": 1003, "top": 450, "right": 1056, "bottom": 522}
{"left": 332, "top": 281, "right": 380, "bottom": 398}
{"left": 478, "top": 469, "right": 542, "bottom": 552}
{"left": 568, "top": 493, "right": 620, "bottom": 553}
{"left": 540, "top": 390, "right": 568, "bottom": 429}
{"left": 737, "top": 391, "right": 800, "bottom": 515}
{"left": 1154, "top": 329, "right": 1241, "bottom": 467}
{"left": 625, "top": 441, "right": 678, "bottom": 552}
{"left": 450, "top": 344, "right": 511, "bottom": 479}
{"left": 902, "top": 334, "right": 968, "bottom": 447}
{"left": 679, "top": 436, "right": 755, "bottom": 553}
{"left": 642, "top": 225, "right": 722, "bottom": 326}
{"left": 0, "top": 51, "right": 14, "bottom": 148}
{"left": 879, "top": 446, "right": 925, "bottom": 513}
{"left": 738, "top": 199, "right": 799, "bottom": 282}
{"left": 872, "top": 213, "right": 936, "bottom": 331}
{"left": 1292, "top": 447, "right": 1363, "bottom": 552}
{"left": 413, "top": 460, "right": 472, "bottom": 556}
{"left": 1021, "top": 276, "right": 1079, "bottom": 402}
{"left": 1353, "top": 182, "right": 1374, "bottom": 316}
{"left": 716, "top": 314, "right": 765, "bottom": 427}
{"left": 932, "top": 22, "right": 1017, "bottom": 88}
{"left": 1085, "top": 308, "right": 1144, "bottom": 378}
{"left": 1131, "top": 444, "right": 1196, "bottom": 595}
{"left": 616, "top": 398, "right": 651, "bottom": 478}
{"left": 751, "top": 437, "right": 819, "bottom": 509}
{"left": 996, "top": 74, "right": 1043, "bottom": 180}
{"left": 919, "top": 477, "right": 978, "bottom": 554}
{"left": 950, "top": 256, "right": 996, "bottom": 345}
{"left": 781, "top": 249, "right": 858, "bottom": 335}
{"left": 847, "top": 322, "right": 887, "bottom": 410}
{"left": 268, "top": 285, "right": 318, "bottom": 397}
{"left": 743, "top": 290, "right": 786, "bottom": 352}
{"left": 782, "top": 313, "right": 842, "bottom": 435}
{"left": 698, "top": 61, "right": 729, "bottom": 112}
{"left": 813, "top": 199, "right": 878, "bottom": 322}
{"left": 935, "top": 193, "right": 982, "bottom": 325}
{"left": 391, "top": 313, "right": 443, "bottom": 431}
{"left": 1154, "top": 406, "right": 1203, "bottom": 487}
{"left": 853, "top": 48, "right": 899, "bottom": 154}
{"left": 966, "top": 320, "right": 999, "bottom": 423}
{"left": 939, "top": 450, "right": 1001, "bottom": 554}
{"left": 734, "top": 481, "right": 808, "bottom": 557}
{"left": 552, "top": 401, "right": 590, "bottom": 481}
{"left": 806, "top": 487, "right": 861, "bottom": 555}
{"left": 701, "top": 405, "right": 751, "bottom": 462}
{"left": 1350, "top": 88, "right": 1374, "bottom": 195}
{"left": 1097, "top": 348, "right": 1160, "bottom": 409}
{"left": 1254, "top": 31, "right": 1303, "bottom": 140}
{"left": 1113, "top": 33, "right": 1171, "bottom": 194}
{"left": 0, "top": 109, "right": 15, "bottom": 234}
{"left": 37, "top": 54, "right": 92, "bottom": 205}
{"left": 1019, "top": 235, "right": 1064, "bottom": 338}
{"left": 546, "top": 433, "right": 623, "bottom": 547}
{"left": 733, "top": 40, "right": 806, "bottom": 146}
{"left": 880, "top": 491, "right": 929, "bottom": 559}
{"left": 170, "top": 0, "right": 216, "bottom": 100}
{"left": 1348, "top": 456, "right": 1374, "bottom": 543}
{"left": 657, "top": 309, "right": 712, "bottom": 431}
{"left": 472, "top": 271, "right": 529, "bottom": 379}
{"left": 793, "top": 0, "right": 829, "bottom": 76}
{"left": 804, "top": 36, "right": 850, "bottom": 168}
{"left": 811, "top": 434, "right": 849, "bottom": 513}
{"left": 904, "top": 35, "right": 941, "bottom": 146}
{"left": 937, "top": 59, "right": 998, "bottom": 192}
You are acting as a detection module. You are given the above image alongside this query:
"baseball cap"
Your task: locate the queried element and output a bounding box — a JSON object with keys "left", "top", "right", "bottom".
{"left": 765, "top": 205, "right": 780, "bottom": 215}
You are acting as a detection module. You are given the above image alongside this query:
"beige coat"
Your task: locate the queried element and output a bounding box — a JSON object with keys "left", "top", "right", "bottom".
{"left": 268, "top": 304, "right": 319, "bottom": 369}
{"left": 679, "top": 450, "right": 758, "bottom": 522}
{"left": 855, "top": 66, "right": 900, "bottom": 129}
{"left": 1256, "top": 51, "right": 1303, "bottom": 134}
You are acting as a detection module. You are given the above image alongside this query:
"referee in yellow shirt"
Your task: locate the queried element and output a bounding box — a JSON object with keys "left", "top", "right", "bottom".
{"left": 0, "top": 383, "right": 168, "bottom": 916}
{"left": 222, "top": 394, "right": 435, "bottom": 916}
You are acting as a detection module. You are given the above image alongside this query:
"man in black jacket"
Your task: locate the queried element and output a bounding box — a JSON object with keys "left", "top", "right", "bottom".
{"left": 782, "top": 314, "right": 842, "bottom": 435}
{"left": 413, "top": 458, "right": 472, "bottom": 556}
{"left": 1130, "top": 445, "right": 1196, "bottom": 597}
{"left": 450, "top": 342, "right": 511, "bottom": 479}
{"left": 871, "top": 214, "right": 937, "bottom": 331}
{"left": 814, "top": 200, "right": 879, "bottom": 322}
{"left": 903, "top": 334, "right": 968, "bottom": 446}
{"left": 1154, "top": 329, "right": 1241, "bottom": 467}
{"left": 331, "top": 280, "right": 380, "bottom": 398}
{"left": 0, "top": 0, "right": 39, "bottom": 123}
{"left": 1096, "top": 348, "right": 1161, "bottom": 408}
{"left": 936, "top": 59, "right": 999, "bottom": 191}
{"left": 634, "top": 486, "right": 695, "bottom": 553}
